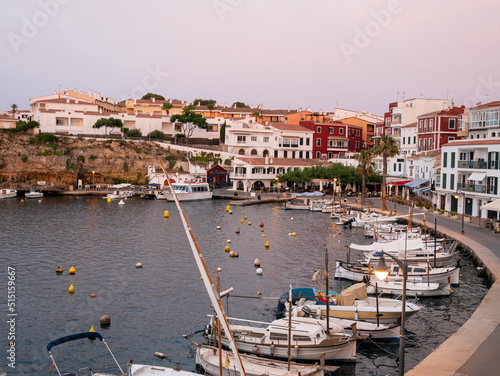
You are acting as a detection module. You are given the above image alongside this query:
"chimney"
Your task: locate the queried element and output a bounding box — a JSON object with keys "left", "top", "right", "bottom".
{"left": 288, "top": 106, "right": 290, "bottom": 112}
{"left": 306, "top": 106, "right": 311, "bottom": 112}
{"left": 169, "top": 99, "right": 172, "bottom": 103}
{"left": 134, "top": 98, "right": 137, "bottom": 105}
{"left": 152, "top": 97, "right": 155, "bottom": 103}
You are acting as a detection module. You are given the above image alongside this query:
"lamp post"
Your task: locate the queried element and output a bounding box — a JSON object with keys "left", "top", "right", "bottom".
{"left": 333, "top": 178, "right": 337, "bottom": 206}
{"left": 454, "top": 191, "right": 465, "bottom": 235}
{"left": 92, "top": 171, "right": 95, "bottom": 186}
{"left": 374, "top": 250, "right": 407, "bottom": 376}
{"left": 389, "top": 183, "right": 396, "bottom": 214}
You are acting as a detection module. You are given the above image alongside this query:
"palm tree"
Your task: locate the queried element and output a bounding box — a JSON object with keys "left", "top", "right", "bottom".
{"left": 252, "top": 111, "right": 262, "bottom": 124}
{"left": 207, "top": 102, "right": 215, "bottom": 118}
{"left": 11, "top": 104, "right": 18, "bottom": 115}
{"left": 162, "top": 102, "right": 173, "bottom": 116}
{"left": 354, "top": 149, "right": 375, "bottom": 209}
{"left": 373, "top": 135, "right": 399, "bottom": 211}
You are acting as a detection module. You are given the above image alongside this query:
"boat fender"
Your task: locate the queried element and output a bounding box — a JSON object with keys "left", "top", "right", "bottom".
{"left": 270, "top": 342, "right": 275, "bottom": 356}
{"left": 252, "top": 345, "right": 258, "bottom": 353}
{"left": 203, "top": 324, "right": 211, "bottom": 336}
{"left": 294, "top": 344, "right": 299, "bottom": 358}
{"left": 355, "top": 309, "right": 359, "bottom": 321}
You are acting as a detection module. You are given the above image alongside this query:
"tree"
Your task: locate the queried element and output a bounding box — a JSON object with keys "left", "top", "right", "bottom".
{"left": 141, "top": 93, "right": 165, "bottom": 101}
{"left": 354, "top": 149, "right": 375, "bottom": 208}
{"left": 11, "top": 104, "right": 18, "bottom": 115}
{"left": 373, "top": 135, "right": 400, "bottom": 211}
{"left": 220, "top": 121, "right": 226, "bottom": 143}
{"left": 193, "top": 99, "right": 216, "bottom": 106}
{"left": 207, "top": 102, "right": 215, "bottom": 118}
{"left": 92, "top": 117, "right": 123, "bottom": 136}
{"left": 162, "top": 102, "right": 173, "bottom": 115}
{"left": 169, "top": 105, "right": 209, "bottom": 143}
{"left": 252, "top": 111, "right": 263, "bottom": 123}
{"left": 232, "top": 101, "right": 249, "bottom": 108}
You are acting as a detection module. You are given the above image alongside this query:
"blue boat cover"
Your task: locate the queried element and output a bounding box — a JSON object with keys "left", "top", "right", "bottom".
{"left": 294, "top": 191, "right": 325, "bottom": 197}
{"left": 47, "top": 332, "right": 103, "bottom": 352}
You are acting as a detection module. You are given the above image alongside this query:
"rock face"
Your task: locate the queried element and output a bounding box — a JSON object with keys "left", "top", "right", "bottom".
{"left": 0, "top": 131, "right": 182, "bottom": 189}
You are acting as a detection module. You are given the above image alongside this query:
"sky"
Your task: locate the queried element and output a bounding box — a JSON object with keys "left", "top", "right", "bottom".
{"left": 2, "top": 0, "right": 500, "bottom": 116}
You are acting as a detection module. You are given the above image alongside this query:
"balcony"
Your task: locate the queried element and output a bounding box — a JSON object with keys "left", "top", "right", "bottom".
{"left": 457, "top": 183, "right": 490, "bottom": 193}
{"left": 457, "top": 160, "right": 487, "bottom": 169}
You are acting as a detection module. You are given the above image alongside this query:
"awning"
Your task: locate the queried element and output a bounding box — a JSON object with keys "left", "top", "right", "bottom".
{"left": 414, "top": 186, "right": 431, "bottom": 192}
{"left": 403, "top": 178, "right": 428, "bottom": 188}
{"left": 467, "top": 172, "right": 487, "bottom": 181}
{"left": 480, "top": 200, "right": 500, "bottom": 211}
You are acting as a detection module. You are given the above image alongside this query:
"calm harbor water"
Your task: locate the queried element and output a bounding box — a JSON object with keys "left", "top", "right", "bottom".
{"left": 0, "top": 196, "right": 489, "bottom": 375}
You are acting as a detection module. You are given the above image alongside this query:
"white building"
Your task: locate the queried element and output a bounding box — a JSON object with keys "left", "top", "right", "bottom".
{"left": 400, "top": 122, "right": 418, "bottom": 155}
{"left": 436, "top": 139, "right": 500, "bottom": 219}
{"left": 465, "top": 101, "right": 500, "bottom": 140}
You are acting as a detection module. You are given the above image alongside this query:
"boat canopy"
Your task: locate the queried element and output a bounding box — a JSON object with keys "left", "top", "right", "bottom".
{"left": 338, "top": 283, "right": 368, "bottom": 306}
{"left": 47, "top": 332, "right": 103, "bottom": 352}
{"left": 294, "top": 191, "right": 325, "bottom": 197}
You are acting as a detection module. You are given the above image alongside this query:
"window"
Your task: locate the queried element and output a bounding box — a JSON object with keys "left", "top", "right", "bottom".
{"left": 424, "top": 119, "right": 428, "bottom": 132}
{"left": 263, "top": 137, "right": 269, "bottom": 142}
{"left": 429, "top": 119, "right": 434, "bottom": 132}
{"left": 442, "top": 173, "right": 447, "bottom": 189}
{"left": 316, "top": 138, "right": 321, "bottom": 146}
{"left": 283, "top": 151, "right": 288, "bottom": 158}
{"left": 448, "top": 137, "right": 455, "bottom": 142}
{"left": 317, "top": 127, "right": 321, "bottom": 133}
{"left": 274, "top": 150, "right": 278, "bottom": 158}
{"left": 316, "top": 151, "right": 321, "bottom": 159}
{"left": 306, "top": 138, "right": 310, "bottom": 146}
{"left": 424, "top": 138, "right": 427, "bottom": 150}
{"left": 251, "top": 136, "right": 257, "bottom": 142}
{"left": 429, "top": 138, "right": 433, "bottom": 149}
{"left": 339, "top": 128, "right": 344, "bottom": 135}
{"left": 450, "top": 174, "right": 455, "bottom": 190}
{"left": 306, "top": 151, "right": 310, "bottom": 159}
{"left": 299, "top": 151, "right": 303, "bottom": 158}
{"left": 403, "top": 137, "right": 406, "bottom": 144}
{"left": 299, "top": 138, "right": 303, "bottom": 145}
{"left": 451, "top": 152, "right": 456, "bottom": 168}
{"left": 449, "top": 119, "right": 456, "bottom": 129}
{"left": 398, "top": 163, "right": 402, "bottom": 172}
{"left": 393, "top": 163, "right": 396, "bottom": 171}
{"left": 413, "top": 136, "right": 416, "bottom": 144}
{"left": 419, "top": 139, "right": 422, "bottom": 150}
{"left": 329, "top": 128, "right": 333, "bottom": 134}
{"left": 237, "top": 135, "right": 246, "bottom": 144}
{"left": 419, "top": 120, "right": 423, "bottom": 132}
{"left": 443, "top": 152, "right": 447, "bottom": 168}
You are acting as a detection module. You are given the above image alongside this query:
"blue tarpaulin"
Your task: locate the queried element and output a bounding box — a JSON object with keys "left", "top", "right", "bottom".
{"left": 294, "top": 191, "right": 325, "bottom": 197}
{"left": 47, "top": 332, "right": 103, "bottom": 352}
{"left": 403, "top": 178, "right": 428, "bottom": 188}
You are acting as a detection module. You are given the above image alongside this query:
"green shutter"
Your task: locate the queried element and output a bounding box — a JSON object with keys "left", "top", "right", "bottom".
{"left": 495, "top": 177, "right": 498, "bottom": 195}
{"left": 443, "top": 173, "right": 447, "bottom": 189}
{"left": 443, "top": 152, "right": 448, "bottom": 168}
{"left": 450, "top": 174, "right": 455, "bottom": 191}
{"left": 451, "top": 152, "right": 455, "bottom": 168}
{"left": 488, "top": 152, "right": 492, "bottom": 169}
{"left": 496, "top": 152, "right": 499, "bottom": 169}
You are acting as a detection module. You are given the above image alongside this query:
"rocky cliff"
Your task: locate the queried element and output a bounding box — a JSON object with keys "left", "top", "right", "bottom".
{"left": 0, "top": 131, "right": 183, "bottom": 189}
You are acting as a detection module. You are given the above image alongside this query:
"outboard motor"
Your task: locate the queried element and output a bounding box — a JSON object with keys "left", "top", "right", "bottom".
{"left": 302, "top": 305, "right": 312, "bottom": 317}
{"left": 276, "top": 292, "right": 289, "bottom": 315}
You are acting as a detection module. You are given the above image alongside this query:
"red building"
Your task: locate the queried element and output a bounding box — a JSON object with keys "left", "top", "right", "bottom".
{"left": 416, "top": 106, "right": 465, "bottom": 152}
{"left": 299, "top": 120, "right": 363, "bottom": 159}
{"left": 207, "top": 164, "right": 229, "bottom": 187}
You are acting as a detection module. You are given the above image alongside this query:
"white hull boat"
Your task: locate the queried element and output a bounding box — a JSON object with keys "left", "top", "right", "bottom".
{"left": 104, "top": 190, "right": 134, "bottom": 199}
{"left": 0, "top": 188, "right": 17, "bottom": 199}
{"left": 163, "top": 182, "right": 213, "bottom": 201}
{"left": 25, "top": 185, "right": 43, "bottom": 199}
{"left": 196, "top": 345, "right": 337, "bottom": 376}
{"left": 334, "top": 260, "right": 460, "bottom": 285}
{"left": 216, "top": 316, "right": 357, "bottom": 361}
{"left": 367, "top": 280, "right": 451, "bottom": 297}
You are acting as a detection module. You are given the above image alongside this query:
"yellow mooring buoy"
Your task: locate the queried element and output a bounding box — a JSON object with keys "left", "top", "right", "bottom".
{"left": 69, "top": 266, "right": 76, "bottom": 275}
{"left": 68, "top": 284, "right": 75, "bottom": 293}
{"left": 164, "top": 210, "right": 169, "bottom": 218}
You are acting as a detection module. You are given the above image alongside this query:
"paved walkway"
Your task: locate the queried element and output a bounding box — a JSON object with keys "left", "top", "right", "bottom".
{"left": 344, "top": 197, "right": 500, "bottom": 376}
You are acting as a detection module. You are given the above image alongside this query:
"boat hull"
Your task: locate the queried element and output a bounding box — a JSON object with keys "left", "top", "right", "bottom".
{"left": 0, "top": 189, "right": 17, "bottom": 199}
{"left": 164, "top": 191, "right": 213, "bottom": 201}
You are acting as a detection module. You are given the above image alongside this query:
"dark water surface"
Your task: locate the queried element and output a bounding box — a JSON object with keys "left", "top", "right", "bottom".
{"left": 0, "top": 196, "right": 489, "bottom": 375}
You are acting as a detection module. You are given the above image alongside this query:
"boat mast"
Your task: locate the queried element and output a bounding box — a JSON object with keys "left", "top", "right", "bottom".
{"left": 325, "top": 245, "right": 330, "bottom": 335}
{"left": 158, "top": 157, "right": 247, "bottom": 376}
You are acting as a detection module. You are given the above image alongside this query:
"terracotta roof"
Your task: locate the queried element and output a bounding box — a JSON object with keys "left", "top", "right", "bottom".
{"left": 221, "top": 107, "right": 259, "bottom": 114}
{"left": 261, "top": 109, "right": 299, "bottom": 115}
{"left": 234, "top": 157, "right": 321, "bottom": 167}
{"left": 417, "top": 106, "right": 465, "bottom": 118}
{"left": 0, "top": 114, "right": 16, "bottom": 121}
{"left": 401, "top": 122, "right": 417, "bottom": 128}
{"left": 408, "top": 149, "right": 441, "bottom": 159}
{"left": 470, "top": 101, "right": 500, "bottom": 110}
{"left": 269, "top": 123, "right": 311, "bottom": 132}
{"left": 443, "top": 139, "right": 500, "bottom": 147}
{"left": 34, "top": 98, "right": 94, "bottom": 105}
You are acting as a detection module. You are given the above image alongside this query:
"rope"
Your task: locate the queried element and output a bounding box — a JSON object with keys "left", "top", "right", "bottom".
{"left": 363, "top": 336, "right": 400, "bottom": 357}
{"left": 155, "top": 308, "right": 171, "bottom": 366}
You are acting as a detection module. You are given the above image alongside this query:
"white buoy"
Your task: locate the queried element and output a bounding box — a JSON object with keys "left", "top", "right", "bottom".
{"left": 118, "top": 200, "right": 125, "bottom": 205}
{"left": 254, "top": 258, "right": 261, "bottom": 267}
{"left": 227, "top": 239, "right": 231, "bottom": 243}
{"left": 136, "top": 263, "right": 143, "bottom": 268}
{"left": 256, "top": 268, "right": 263, "bottom": 275}
{"left": 228, "top": 210, "right": 233, "bottom": 214}
{"left": 217, "top": 226, "right": 222, "bottom": 230}
{"left": 291, "top": 217, "right": 294, "bottom": 221}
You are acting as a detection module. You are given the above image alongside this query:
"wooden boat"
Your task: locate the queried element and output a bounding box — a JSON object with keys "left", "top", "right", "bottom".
{"left": 0, "top": 188, "right": 17, "bottom": 199}
{"left": 214, "top": 316, "right": 357, "bottom": 361}
{"left": 290, "top": 306, "right": 401, "bottom": 342}
{"left": 278, "top": 284, "right": 421, "bottom": 324}
{"left": 334, "top": 260, "right": 460, "bottom": 285}
{"left": 161, "top": 182, "right": 213, "bottom": 201}
{"left": 196, "top": 344, "right": 338, "bottom": 376}
{"left": 25, "top": 185, "right": 43, "bottom": 199}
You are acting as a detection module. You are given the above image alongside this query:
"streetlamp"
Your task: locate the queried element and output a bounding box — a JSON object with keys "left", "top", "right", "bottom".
{"left": 333, "top": 178, "right": 337, "bottom": 205}
{"left": 454, "top": 191, "right": 465, "bottom": 235}
{"left": 389, "top": 183, "right": 396, "bottom": 214}
{"left": 374, "top": 251, "right": 407, "bottom": 376}
{"left": 92, "top": 171, "right": 95, "bottom": 186}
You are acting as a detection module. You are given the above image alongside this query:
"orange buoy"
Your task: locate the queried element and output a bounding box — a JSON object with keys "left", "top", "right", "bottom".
{"left": 90, "top": 293, "right": 97, "bottom": 298}
{"left": 260, "top": 221, "right": 264, "bottom": 227}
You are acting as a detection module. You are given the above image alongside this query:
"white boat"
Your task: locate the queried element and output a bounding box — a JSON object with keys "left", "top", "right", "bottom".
{"left": 104, "top": 190, "right": 134, "bottom": 199}
{"left": 280, "top": 284, "right": 421, "bottom": 324}
{"left": 162, "top": 182, "right": 213, "bottom": 201}
{"left": 196, "top": 345, "right": 337, "bottom": 376}
{"left": 366, "top": 279, "right": 451, "bottom": 297}
{"left": 0, "top": 188, "right": 17, "bottom": 199}
{"left": 334, "top": 260, "right": 460, "bottom": 285}
{"left": 290, "top": 306, "right": 401, "bottom": 342}
{"left": 25, "top": 185, "right": 43, "bottom": 199}
{"left": 215, "top": 316, "right": 357, "bottom": 361}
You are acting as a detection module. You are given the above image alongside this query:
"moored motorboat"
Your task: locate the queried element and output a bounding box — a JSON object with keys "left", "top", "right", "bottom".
{"left": 162, "top": 182, "right": 213, "bottom": 201}
{"left": 278, "top": 284, "right": 421, "bottom": 324}
{"left": 25, "top": 185, "right": 43, "bottom": 199}
{"left": 104, "top": 190, "right": 134, "bottom": 199}
{"left": 213, "top": 316, "right": 357, "bottom": 361}
{"left": 367, "top": 279, "right": 451, "bottom": 297}
{"left": 0, "top": 188, "right": 17, "bottom": 199}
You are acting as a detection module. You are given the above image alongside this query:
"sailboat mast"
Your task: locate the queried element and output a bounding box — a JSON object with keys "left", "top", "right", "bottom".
{"left": 158, "top": 157, "right": 247, "bottom": 376}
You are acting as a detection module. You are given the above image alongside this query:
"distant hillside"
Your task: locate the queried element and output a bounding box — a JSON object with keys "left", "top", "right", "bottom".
{"left": 0, "top": 131, "right": 184, "bottom": 189}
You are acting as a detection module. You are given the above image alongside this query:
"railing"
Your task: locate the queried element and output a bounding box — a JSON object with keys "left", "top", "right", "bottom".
{"left": 457, "top": 183, "right": 487, "bottom": 193}
{"left": 457, "top": 160, "right": 487, "bottom": 169}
